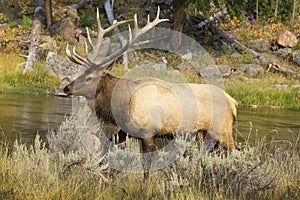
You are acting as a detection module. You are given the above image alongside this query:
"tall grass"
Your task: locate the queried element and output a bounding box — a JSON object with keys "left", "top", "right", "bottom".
{"left": 0, "top": 52, "right": 59, "bottom": 93}
{"left": 224, "top": 74, "right": 300, "bottom": 110}
{"left": 0, "top": 107, "right": 299, "bottom": 199}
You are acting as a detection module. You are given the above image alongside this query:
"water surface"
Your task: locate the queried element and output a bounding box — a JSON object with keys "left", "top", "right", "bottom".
{"left": 0, "top": 94, "right": 299, "bottom": 143}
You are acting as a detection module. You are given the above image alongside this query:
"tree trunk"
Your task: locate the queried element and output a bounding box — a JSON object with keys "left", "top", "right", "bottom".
{"left": 18, "top": 0, "right": 45, "bottom": 74}
{"left": 256, "top": 0, "right": 259, "bottom": 22}
{"left": 291, "top": 0, "right": 297, "bottom": 26}
{"left": 274, "top": 0, "right": 278, "bottom": 18}
{"left": 170, "top": 0, "right": 185, "bottom": 50}
{"left": 104, "top": 0, "right": 128, "bottom": 69}
{"left": 45, "top": 0, "right": 53, "bottom": 30}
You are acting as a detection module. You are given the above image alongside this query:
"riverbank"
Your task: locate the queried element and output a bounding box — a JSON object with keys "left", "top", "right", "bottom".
{"left": 0, "top": 52, "right": 299, "bottom": 110}
{"left": 0, "top": 52, "right": 59, "bottom": 94}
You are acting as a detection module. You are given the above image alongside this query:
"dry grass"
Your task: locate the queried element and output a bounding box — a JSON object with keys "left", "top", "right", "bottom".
{"left": 0, "top": 107, "right": 299, "bottom": 199}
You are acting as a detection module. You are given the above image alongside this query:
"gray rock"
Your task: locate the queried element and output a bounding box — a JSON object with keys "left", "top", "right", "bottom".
{"left": 50, "top": 9, "right": 79, "bottom": 43}
{"left": 249, "top": 38, "right": 271, "bottom": 52}
{"left": 135, "top": 61, "right": 167, "bottom": 71}
{"left": 274, "top": 48, "right": 292, "bottom": 59}
{"left": 199, "top": 65, "right": 231, "bottom": 78}
{"left": 181, "top": 52, "right": 193, "bottom": 63}
{"left": 230, "top": 52, "right": 243, "bottom": 61}
{"left": 240, "top": 64, "right": 264, "bottom": 77}
{"left": 46, "top": 52, "right": 86, "bottom": 89}
{"left": 293, "top": 50, "right": 300, "bottom": 67}
{"left": 39, "top": 36, "right": 58, "bottom": 55}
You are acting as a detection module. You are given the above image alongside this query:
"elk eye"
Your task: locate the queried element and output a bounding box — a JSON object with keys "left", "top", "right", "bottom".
{"left": 86, "top": 76, "right": 93, "bottom": 82}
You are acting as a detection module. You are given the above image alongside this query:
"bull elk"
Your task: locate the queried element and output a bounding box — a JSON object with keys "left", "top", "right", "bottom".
{"left": 63, "top": 7, "right": 238, "bottom": 179}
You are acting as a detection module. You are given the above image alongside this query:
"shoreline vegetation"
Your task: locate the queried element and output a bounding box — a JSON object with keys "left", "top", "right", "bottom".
{"left": 0, "top": 111, "right": 299, "bottom": 199}
{"left": 0, "top": 52, "right": 299, "bottom": 110}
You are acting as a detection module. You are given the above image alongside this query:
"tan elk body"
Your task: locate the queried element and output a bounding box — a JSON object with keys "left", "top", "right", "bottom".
{"left": 63, "top": 7, "right": 238, "bottom": 179}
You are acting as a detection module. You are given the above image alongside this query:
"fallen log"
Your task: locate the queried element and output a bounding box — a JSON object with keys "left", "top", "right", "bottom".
{"left": 17, "top": 0, "right": 44, "bottom": 74}
{"left": 188, "top": 14, "right": 299, "bottom": 78}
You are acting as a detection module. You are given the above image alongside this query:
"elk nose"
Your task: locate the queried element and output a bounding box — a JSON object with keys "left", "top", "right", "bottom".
{"left": 63, "top": 86, "right": 70, "bottom": 93}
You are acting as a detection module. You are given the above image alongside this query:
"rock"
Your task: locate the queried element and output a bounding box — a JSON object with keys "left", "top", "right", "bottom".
{"left": 274, "top": 48, "right": 292, "bottom": 59}
{"left": 135, "top": 61, "right": 167, "bottom": 71}
{"left": 240, "top": 64, "right": 264, "bottom": 77}
{"left": 181, "top": 52, "right": 193, "bottom": 63}
{"left": 249, "top": 38, "right": 271, "bottom": 52}
{"left": 50, "top": 8, "right": 79, "bottom": 43}
{"left": 277, "top": 30, "right": 298, "bottom": 48}
{"left": 39, "top": 36, "right": 58, "bottom": 55}
{"left": 293, "top": 50, "right": 300, "bottom": 67}
{"left": 199, "top": 65, "right": 231, "bottom": 78}
{"left": 46, "top": 52, "right": 86, "bottom": 89}
{"left": 230, "top": 52, "right": 243, "bottom": 61}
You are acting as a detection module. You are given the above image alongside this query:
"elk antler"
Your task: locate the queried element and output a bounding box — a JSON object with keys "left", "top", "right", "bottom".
{"left": 66, "top": 7, "right": 168, "bottom": 69}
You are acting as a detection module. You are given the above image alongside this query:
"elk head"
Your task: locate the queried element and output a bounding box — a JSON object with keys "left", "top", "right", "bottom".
{"left": 63, "top": 7, "right": 168, "bottom": 99}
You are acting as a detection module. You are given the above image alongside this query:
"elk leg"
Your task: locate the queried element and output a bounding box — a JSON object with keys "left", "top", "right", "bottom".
{"left": 114, "top": 129, "right": 128, "bottom": 143}
{"left": 199, "top": 132, "right": 218, "bottom": 157}
{"left": 141, "top": 137, "right": 155, "bottom": 180}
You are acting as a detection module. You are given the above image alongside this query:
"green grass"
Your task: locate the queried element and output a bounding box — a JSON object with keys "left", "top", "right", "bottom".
{"left": 0, "top": 52, "right": 59, "bottom": 94}
{"left": 224, "top": 74, "right": 300, "bottom": 110}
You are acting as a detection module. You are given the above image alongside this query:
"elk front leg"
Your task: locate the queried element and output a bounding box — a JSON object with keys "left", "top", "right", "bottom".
{"left": 141, "top": 137, "right": 155, "bottom": 180}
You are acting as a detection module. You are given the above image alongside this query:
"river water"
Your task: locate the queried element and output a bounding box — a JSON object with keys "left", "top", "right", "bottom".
{"left": 0, "top": 94, "right": 299, "bottom": 144}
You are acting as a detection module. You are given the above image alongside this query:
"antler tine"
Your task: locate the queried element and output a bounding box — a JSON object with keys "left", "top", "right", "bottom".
{"left": 86, "top": 27, "right": 94, "bottom": 48}
{"left": 128, "top": 24, "right": 133, "bottom": 44}
{"left": 84, "top": 40, "right": 88, "bottom": 54}
{"left": 132, "top": 6, "right": 169, "bottom": 41}
{"left": 66, "top": 44, "right": 81, "bottom": 64}
{"left": 95, "top": 7, "right": 132, "bottom": 46}
{"left": 72, "top": 46, "right": 90, "bottom": 66}
{"left": 66, "top": 44, "right": 91, "bottom": 68}
{"left": 134, "top": 14, "right": 138, "bottom": 29}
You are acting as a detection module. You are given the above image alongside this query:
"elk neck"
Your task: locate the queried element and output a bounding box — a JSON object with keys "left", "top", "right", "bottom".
{"left": 94, "top": 72, "right": 120, "bottom": 125}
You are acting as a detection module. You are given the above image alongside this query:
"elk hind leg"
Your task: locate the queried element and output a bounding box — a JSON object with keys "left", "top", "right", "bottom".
{"left": 141, "top": 137, "right": 155, "bottom": 180}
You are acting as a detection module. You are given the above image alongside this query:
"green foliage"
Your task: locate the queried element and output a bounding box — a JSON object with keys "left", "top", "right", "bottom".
{"left": 225, "top": 74, "right": 300, "bottom": 110}
{"left": 21, "top": 15, "right": 32, "bottom": 32}
{"left": 0, "top": 65, "right": 59, "bottom": 93}
{"left": 0, "top": 53, "right": 59, "bottom": 93}
{"left": 189, "top": 0, "right": 296, "bottom": 23}
{"left": 79, "top": 12, "right": 94, "bottom": 28}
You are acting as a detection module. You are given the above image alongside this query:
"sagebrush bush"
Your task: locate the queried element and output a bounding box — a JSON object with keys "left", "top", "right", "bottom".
{"left": 0, "top": 104, "right": 299, "bottom": 199}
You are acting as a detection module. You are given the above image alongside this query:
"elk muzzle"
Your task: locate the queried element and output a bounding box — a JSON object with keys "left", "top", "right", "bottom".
{"left": 63, "top": 81, "right": 74, "bottom": 97}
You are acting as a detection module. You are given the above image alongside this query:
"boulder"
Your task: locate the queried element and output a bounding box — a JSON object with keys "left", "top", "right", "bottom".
{"left": 135, "top": 61, "right": 167, "bottom": 71}
{"left": 240, "top": 64, "right": 264, "bottom": 77}
{"left": 199, "top": 65, "right": 231, "bottom": 78}
{"left": 274, "top": 48, "right": 292, "bottom": 59}
{"left": 39, "top": 36, "right": 58, "bottom": 56}
{"left": 50, "top": 8, "right": 79, "bottom": 43}
{"left": 293, "top": 50, "right": 300, "bottom": 67}
{"left": 230, "top": 52, "right": 243, "bottom": 61}
{"left": 46, "top": 52, "right": 86, "bottom": 90}
{"left": 277, "top": 30, "right": 298, "bottom": 48}
{"left": 249, "top": 38, "right": 271, "bottom": 52}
